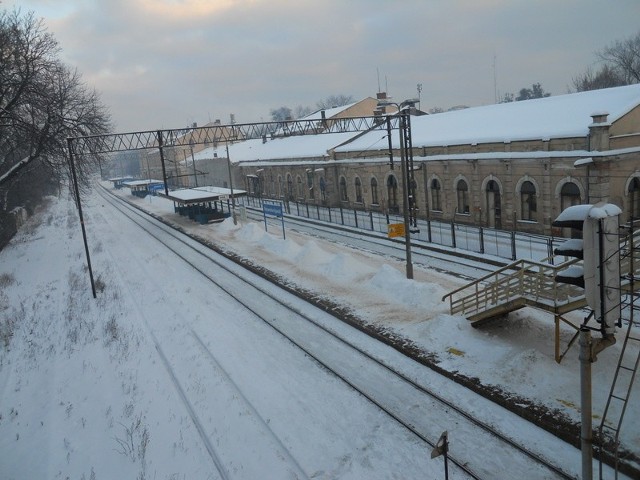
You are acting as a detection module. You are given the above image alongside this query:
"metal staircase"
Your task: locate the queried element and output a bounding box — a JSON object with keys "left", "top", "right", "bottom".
{"left": 442, "top": 233, "right": 640, "bottom": 361}
{"left": 441, "top": 256, "right": 588, "bottom": 323}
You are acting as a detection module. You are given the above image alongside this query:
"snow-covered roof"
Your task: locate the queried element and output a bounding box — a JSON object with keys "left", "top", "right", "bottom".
{"left": 123, "top": 179, "right": 164, "bottom": 186}
{"left": 192, "top": 131, "right": 358, "bottom": 163}
{"left": 337, "top": 84, "right": 640, "bottom": 151}
{"left": 552, "top": 202, "right": 622, "bottom": 229}
{"left": 300, "top": 102, "right": 359, "bottom": 121}
{"left": 160, "top": 186, "right": 247, "bottom": 203}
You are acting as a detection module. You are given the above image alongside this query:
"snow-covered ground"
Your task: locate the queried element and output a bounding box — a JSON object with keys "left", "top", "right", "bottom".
{"left": 0, "top": 184, "right": 638, "bottom": 479}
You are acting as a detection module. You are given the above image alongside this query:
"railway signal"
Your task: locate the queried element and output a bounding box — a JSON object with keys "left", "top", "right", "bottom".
{"left": 552, "top": 202, "right": 622, "bottom": 335}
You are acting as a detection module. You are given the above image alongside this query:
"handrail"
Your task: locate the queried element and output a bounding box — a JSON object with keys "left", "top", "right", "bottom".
{"left": 442, "top": 257, "right": 579, "bottom": 303}
{"left": 443, "top": 256, "right": 583, "bottom": 319}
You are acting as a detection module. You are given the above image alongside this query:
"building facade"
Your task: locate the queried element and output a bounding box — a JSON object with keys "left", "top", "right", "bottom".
{"left": 235, "top": 85, "right": 640, "bottom": 236}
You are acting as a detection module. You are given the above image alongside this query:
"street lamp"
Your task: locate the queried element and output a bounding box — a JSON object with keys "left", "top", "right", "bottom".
{"left": 378, "top": 98, "right": 419, "bottom": 279}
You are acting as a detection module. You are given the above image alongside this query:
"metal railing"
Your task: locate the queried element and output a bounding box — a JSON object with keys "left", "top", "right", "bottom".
{"left": 241, "top": 196, "right": 557, "bottom": 262}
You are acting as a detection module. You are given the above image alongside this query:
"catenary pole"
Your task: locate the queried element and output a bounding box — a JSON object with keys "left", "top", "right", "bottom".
{"left": 67, "top": 137, "right": 96, "bottom": 298}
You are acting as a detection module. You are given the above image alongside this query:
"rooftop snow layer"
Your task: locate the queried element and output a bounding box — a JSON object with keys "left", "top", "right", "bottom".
{"left": 337, "top": 84, "right": 640, "bottom": 151}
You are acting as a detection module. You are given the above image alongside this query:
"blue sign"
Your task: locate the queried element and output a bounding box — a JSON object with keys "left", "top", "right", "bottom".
{"left": 263, "top": 202, "right": 283, "bottom": 217}
{"left": 262, "top": 201, "right": 286, "bottom": 239}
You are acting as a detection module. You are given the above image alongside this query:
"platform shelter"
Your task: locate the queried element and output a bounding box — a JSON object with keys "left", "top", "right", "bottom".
{"left": 158, "top": 186, "right": 247, "bottom": 224}
{"left": 122, "top": 179, "right": 165, "bottom": 198}
{"left": 108, "top": 177, "right": 135, "bottom": 189}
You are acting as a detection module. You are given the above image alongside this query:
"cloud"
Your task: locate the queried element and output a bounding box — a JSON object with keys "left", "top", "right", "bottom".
{"left": 7, "top": 0, "right": 640, "bottom": 131}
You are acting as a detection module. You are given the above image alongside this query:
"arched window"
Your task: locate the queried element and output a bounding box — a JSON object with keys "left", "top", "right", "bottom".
{"left": 629, "top": 177, "right": 640, "bottom": 221}
{"left": 456, "top": 180, "right": 469, "bottom": 214}
{"left": 371, "top": 177, "right": 379, "bottom": 205}
{"left": 286, "top": 173, "right": 294, "bottom": 201}
{"left": 339, "top": 176, "right": 348, "bottom": 202}
{"left": 277, "top": 175, "right": 283, "bottom": 198}
{"left": 431, "top": 178, "right": 442, "bottom": 211}
{"left": 319, "top": 176, "right": 326, "bottom": 201}
{"left": 387, "top": 175, "right": 398, "bottom": 211}
{"left": 296, "top": 175, "right": 304, "bottom": 199}
{"left": 521, "top": 181, "right": 537, "bottom": 221}
{"left": 355, "top": 177, "right": 363, "bottom": 203}
{"left": 560, "top": 182, "right": 581, "bottom": 211}
{"left": 307, "top": 170, "right": 314, "bottom": 199}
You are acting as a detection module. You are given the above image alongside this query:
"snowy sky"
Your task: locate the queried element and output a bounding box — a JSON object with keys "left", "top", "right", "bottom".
{"left": 7, "top": 0, "right": 640, "bottom": 132}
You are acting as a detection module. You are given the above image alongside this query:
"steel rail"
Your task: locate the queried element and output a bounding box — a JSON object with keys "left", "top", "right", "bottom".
{"left": 98, "top": 186, "right": 577, "bottom": 480}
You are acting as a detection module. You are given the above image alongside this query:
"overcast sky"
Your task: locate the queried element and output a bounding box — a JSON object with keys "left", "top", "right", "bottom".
{"left": 7, "top": 0, "right": 640, "bottom": 132}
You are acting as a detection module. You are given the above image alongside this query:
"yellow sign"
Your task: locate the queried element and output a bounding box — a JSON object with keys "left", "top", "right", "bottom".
{"left": 387, "top": 223, "right": 405, "bottom": 238}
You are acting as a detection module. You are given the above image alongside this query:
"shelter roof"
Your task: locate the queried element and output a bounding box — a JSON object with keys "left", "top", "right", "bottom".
{"left": 158, "top": 186, "right": 247, "bottom": 204}
{"left": 123, "top": 179, "right": 164, "bottom": 186}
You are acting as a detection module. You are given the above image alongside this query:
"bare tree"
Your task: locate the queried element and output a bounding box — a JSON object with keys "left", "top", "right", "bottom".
{"left": 515, "top": 83, "right": 550, "bottom": 101}
{"left": 269, "top": 106, "right": 292, "bottom": 121}
{"left": 598, "top": 30, "right": 640, "bottom": 84}
{"left": 0, "top": 8, "right": 111, "bottom": 213}
{"left": 572, "top": 64, "right": 627, "bottom": 92}
{"left": 316, "top": 94, "right": 354, "bottom": 110}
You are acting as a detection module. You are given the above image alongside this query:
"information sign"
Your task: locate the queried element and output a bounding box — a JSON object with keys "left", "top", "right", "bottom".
{"left": 387, "top": 223, "right": 405, "bottom": 238}
{"left": 263, "top": 202, "right": 283, "bottom": 217}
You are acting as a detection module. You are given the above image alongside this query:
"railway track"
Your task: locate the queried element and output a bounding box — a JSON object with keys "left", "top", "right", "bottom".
{"left": 95, "top": 187, "right": 585, "bottom": 479}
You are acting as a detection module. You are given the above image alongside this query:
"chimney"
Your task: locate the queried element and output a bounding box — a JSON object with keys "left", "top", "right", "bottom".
{"left": 589, "top": 112, "right": 610, "bottom": 151}
{"left": 320, "top": 110, "right": 327, "bottom": 128}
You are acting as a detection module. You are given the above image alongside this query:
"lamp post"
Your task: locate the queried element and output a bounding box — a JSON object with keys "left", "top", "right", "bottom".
{"left": 378, "top": 99, "right": 419, "bottom": 279}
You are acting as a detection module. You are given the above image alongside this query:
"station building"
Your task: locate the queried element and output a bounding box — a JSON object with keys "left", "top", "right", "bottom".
{"left": 229, "top": 85, "right": 640, "bottom": 236}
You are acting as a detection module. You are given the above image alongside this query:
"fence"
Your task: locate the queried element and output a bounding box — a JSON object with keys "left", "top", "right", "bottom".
{"left": 230, "top": 196, "right": 558, "bottom": 262}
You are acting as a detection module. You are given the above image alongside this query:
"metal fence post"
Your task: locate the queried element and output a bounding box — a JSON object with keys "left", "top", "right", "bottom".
{"left": 479, "top": 226, "right": 484, "bottom": 254}
{"left": 451, "top": 222, "right": 456, "bottom": 249}
{"left": 369, "top": 211, "right": 374, "bottom": 231}
{"left": 354, "top": 209, "right": 358, "bottom": 228}
{"left": 511, "top": 231, "right": 517, "bottom": 260}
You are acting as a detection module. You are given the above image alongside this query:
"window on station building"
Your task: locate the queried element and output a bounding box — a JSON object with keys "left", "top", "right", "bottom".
{"left": 560, "top": 182, "right": 581, "bottom": 211}
{"left": 371, "top": 177, "right": 379, "bottom": 205}
{"left": 339, "top": 176, "right": 348, "bottom": 202}
{"left": 307, "top": 171, "right": 314, "bottom": 199}
{"left": 387, "top": 175, "right": 398, "bottom": 211}
{"left": 456, "top": 179, "right": 469, "bottom": 214}
{"left": 431, "top": 178, "right": 442, "bottom": 211}
{"left": 355, "top": 177, "right": 363, "bottom": 203}
{"left": 629, "top": 177, "right": 640, "bottom": 221}
{"left": 296, "top": 175, "right": 304, "bottom": 199}
{"left": 286, "top": 173, "right": 294, "bottom": 201}
{"left": 520, "top": 181, "right": 537, "bottom": 221}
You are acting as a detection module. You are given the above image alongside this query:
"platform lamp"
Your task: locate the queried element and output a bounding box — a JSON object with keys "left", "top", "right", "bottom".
{"left": 377, "top": 98, "right": 419, "bottom": 280}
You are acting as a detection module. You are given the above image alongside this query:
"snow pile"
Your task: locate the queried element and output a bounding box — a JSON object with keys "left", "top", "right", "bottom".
{"left": 367, "top": 264, "right": 445, "bottom": 309}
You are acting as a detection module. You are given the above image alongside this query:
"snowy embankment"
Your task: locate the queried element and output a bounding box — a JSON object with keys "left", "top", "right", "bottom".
{"left": 0, "top": 185, "right": 637, "bottom": 478}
